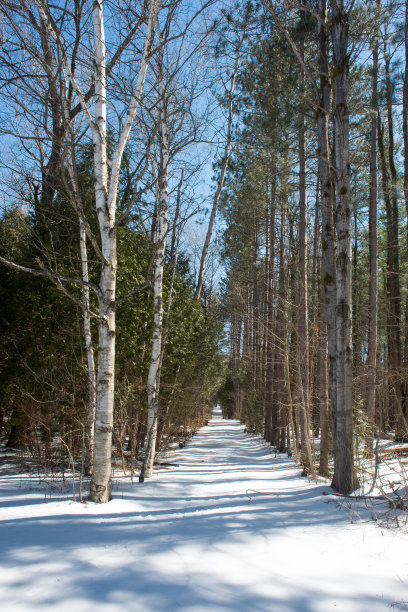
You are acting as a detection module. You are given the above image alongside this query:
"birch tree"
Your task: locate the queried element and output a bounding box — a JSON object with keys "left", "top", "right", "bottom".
{"left": 139, "top": 30, "right": 169, "bottom": 481}
{"left": 138, "top": 1, "right": 216, "bottom": 478}
{"left": 0, "top": 0, "right": 162, "bottom": 501}
{"left": 86, "top": 0, "right": 161, "bottom": 502}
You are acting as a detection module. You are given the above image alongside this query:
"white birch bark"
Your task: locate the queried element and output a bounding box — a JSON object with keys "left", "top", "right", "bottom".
{"left": 88, "top": 0, "right": 114, "bottom": 503}
{"left": 4, "top": 2, "right": 160, "bottom": 499}
{"left": 79, "top": 218, "right": 97, "bottom": 475}
{"left": 139, "top": 57, "right": 169, "bottom": 482}
{"left": 107, "top": 0, "right": 161, "bottom": 217}
{"left": 89, "top": 0, "right": 161, "bottom": 502}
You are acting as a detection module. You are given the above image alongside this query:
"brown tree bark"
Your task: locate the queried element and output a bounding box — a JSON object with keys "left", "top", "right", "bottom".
{"left": 330, "top": 0, "right": 357, "bottom": 494}
{"left": 297, "top": 112, "right": 316, "bottom": 476}
{"left": 265, "top": 177, "right": 277, "bottom": 443}
{"left": 275, "top": 199, "right": 287, "bottom": 452}
{"left": 317, "top": 0, "right": 334, "bottom": 478}
{"left": 366, "top": 6, "right": 379, "bottom": 454}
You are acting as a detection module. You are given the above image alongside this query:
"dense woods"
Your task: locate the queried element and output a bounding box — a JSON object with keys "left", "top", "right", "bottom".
{"left": 1, "top": 0, "right": 408, "bottom": 502}
{"left": 218, "top": 0, "right": 408, "bottom": 493}
{"left": 0, "top": 0, "right": 225, "bottom": 501}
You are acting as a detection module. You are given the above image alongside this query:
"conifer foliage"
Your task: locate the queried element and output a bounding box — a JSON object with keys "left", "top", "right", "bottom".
{"left": 2, "top": 0, "right": 408, "bottom": 499}
{"left": 218, "top": 0, "right": 408, "bottom": 493}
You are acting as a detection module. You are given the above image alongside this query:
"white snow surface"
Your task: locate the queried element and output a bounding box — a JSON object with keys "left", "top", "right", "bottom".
{"left": 0, "top": 408, "right": 407, "bottom": 612}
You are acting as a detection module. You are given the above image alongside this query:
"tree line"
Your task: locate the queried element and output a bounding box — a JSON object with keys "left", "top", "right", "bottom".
{"left": 218, "top": 0, "right": 408, "bottom": 494}
{"left": 2, "top": 0, "right": 407, "bottom": 502}
{"left": 0, "top": 0, "right": 228, "bottom": 502}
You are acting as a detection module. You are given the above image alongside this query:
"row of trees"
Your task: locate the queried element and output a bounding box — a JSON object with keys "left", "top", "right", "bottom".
{"left": 219, "top": 0, "right": 408, "bottom": 494}
{"left": 0, "top": 0, "right": 230, "bottom": 501}
{"left": 4, "top": 0, "right": 407, "bottom": 501}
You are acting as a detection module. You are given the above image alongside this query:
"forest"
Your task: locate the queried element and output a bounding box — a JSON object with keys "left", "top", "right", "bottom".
{"left": 0, "top": 0, "right": 408, "bottom": 509}
{"left": 1, "top": 1, "right": 408, "bottom": 610}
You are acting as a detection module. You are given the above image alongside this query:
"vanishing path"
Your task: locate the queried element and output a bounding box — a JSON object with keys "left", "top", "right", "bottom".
{"left": 0, "top": 408, "right": 407, "bottom": 611}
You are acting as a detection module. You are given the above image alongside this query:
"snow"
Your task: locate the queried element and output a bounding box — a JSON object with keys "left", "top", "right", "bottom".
{"left": 0, "top": 407, "right": 407, "bottom": 611}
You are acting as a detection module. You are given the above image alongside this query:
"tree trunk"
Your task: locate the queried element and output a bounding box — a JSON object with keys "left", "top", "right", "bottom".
{"left": 265, "top": 176, "right": 276, "bottom": 443}
{"left": 139, "top": 53, "right": 169, "bottom": 482}
{"left": 318, "top": 275, "right": 330, "bottom": 476}
{"left": 330, "top": 0, "right": 357, "bottom": 494}
{"left": 384, "top": 41, "right": 406, "bottom": 441}
{"left": 317, "top": 0, "right": 336, "bottom": 457}
{"left": 88, "top": 0, "right": 114, "bottom": 503}
{"left": 89, "top": 0, "right": 160, "bottom": 502}
{"left": 275, "top": 198, "right": 287, "bottom": 451}
{"left": 403, "top": 0, "right": 408, "bottom": 369}
{"left": 79, "top": 219, "right": 97, "bottom": 475}
{"left": 317, "top": 0, "right": 334, "bottom": 477}
{"left": 297, "top": 112, "right": 316, "bottom": 476}
{"left": 366, "top": 8, "right": 379, "bottom": 454}
{"left": 64, "top": 144, "right": 97, "bottom": 476}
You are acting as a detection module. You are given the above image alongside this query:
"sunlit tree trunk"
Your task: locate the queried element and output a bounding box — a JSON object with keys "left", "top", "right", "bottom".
{"left": 79, "top": 219, "right": 97, "bottom": 475}
{"left": 330, "top": 0, "right": 357, "bottom": 494}
{"left": 89, "top": 0, "right": 160, "bottom": 501}
{"left": 139, "top": 49, "right": 169, "bottom": 481}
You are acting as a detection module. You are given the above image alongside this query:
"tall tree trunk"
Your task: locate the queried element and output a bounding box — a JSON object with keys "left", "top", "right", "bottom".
{"left": 403, "top": 0, "right": 408, "bottom": 368}
{"left": 252, "top": 233, "right": 261, "bottom": 391}
{"left": 88, "top": 0, "right": 114, "bottom": 502}
{"left": 402, "top": 0, "right": 408, "bottom": 440}
{"left": 59, "top": 45, "right": 98, "bottom": 477}
{"left": 318, "top": 274, "right": 330, "bottom": 476}
{"left": 366, "top": 7, "right": 379, "bottom": 454}
{"left": 89, "top": 0, "right": 160, "bottom": 502}
{"left": 317, "top": 0, "right": 334, "bottom": 478}
{"left": 298, "top": 113, "right": 316, "bottom": 476}
{"left": 275, "top": 198, "right": 287, "bottom": 451}
{"left": 330, "top": 0, "right": 357, "bottom": 494}
{"left": 265, "top": 177, "right": 276, "bottom": 443}
{"left": 79, "top": 219, "right": 97, "bottom": 475}
{"left": 139, "top": 51, "right": 169, "bottom": 482}
{"left": 384, "top": 41, "right": 406, "bottom": 441}
{"left": 232, "top": 314, "right": 242, "bottom": 419}
{"left": 262, "top": 201, "right": 270, "bottom": 427}
{"left": 310, "top": 179, "right": 320, "bottom": 407}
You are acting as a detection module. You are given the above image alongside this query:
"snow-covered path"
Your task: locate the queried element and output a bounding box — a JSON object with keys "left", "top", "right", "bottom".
{"left": 0, "top": 409, "right": 407, "bottom": 612}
